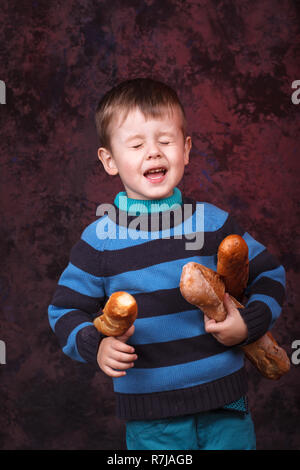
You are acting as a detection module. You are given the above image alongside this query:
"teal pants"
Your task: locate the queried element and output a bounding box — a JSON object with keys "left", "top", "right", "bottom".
{"left": 126, "top": 410, "right": 256, "bottom": 450}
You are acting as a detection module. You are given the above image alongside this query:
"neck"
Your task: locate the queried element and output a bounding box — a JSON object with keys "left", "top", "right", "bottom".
{"left": 114, "top": 187, "right": 182, "bottom": 214}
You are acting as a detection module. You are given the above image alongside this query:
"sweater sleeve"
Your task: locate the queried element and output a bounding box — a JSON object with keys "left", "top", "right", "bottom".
{"left": 48, "top": 223, "right": 106, "bottom": 366}
{"left": 223, "top": 214, "right": 286, "bottom": 345}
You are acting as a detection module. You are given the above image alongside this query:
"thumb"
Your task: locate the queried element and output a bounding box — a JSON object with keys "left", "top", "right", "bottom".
{"left": 204, "top": 314, "right": 222, "bottom": 333}
{"left": 116, "top": 324, "right": 135, "bottom": 343}
{"left": 223, "top": 292, "right": 237, "bottom": 315}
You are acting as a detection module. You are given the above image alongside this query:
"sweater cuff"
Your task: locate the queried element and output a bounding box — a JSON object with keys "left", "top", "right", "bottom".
{"left": 237, "top": 300, "right": 272, "bottom": 346}
{"left": 76, "top": 324, "right": 105, "bottom": 366}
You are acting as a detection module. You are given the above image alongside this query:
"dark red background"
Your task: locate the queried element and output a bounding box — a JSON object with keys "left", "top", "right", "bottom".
{"left": 1, "top": 0, "right": 300, "bottom": 450}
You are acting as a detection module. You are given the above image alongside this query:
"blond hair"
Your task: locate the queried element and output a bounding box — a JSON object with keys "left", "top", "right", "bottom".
{"left": 95, "top": 78, "right": 187, "bottom": 150}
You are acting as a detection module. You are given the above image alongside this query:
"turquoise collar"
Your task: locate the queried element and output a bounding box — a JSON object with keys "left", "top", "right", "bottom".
{"left": 114, "top": 187, "right": 182, "bottom": 214}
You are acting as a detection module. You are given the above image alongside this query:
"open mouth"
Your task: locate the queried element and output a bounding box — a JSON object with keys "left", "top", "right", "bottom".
{"left": 143, "top": 167, "right": 167, "bottom": 182}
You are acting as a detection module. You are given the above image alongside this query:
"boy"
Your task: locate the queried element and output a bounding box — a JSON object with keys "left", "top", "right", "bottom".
{"left": 48, "top": 78, "right": 286, "bottom": 450}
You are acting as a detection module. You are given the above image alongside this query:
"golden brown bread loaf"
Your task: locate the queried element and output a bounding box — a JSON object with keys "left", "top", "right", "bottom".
{"left": 93, "top": 291, "right": 138, "bottom": 336}
{"left": 179, "top": 234, "right": 290, "bottom": 380}
{"left": 180, "top": 262, "right": 227, "bottom": 322}
{"left": 217, "top": 234, "right": 249, "bottom": 300}
{"left": 229, "top": 295, "right": 290, "bottom": 380}
{"left": 242, "top": 331, "right": 290, "bottom": 379}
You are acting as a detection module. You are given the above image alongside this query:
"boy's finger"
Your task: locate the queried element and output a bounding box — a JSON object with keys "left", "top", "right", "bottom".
{"left": 107, "top": 358, "right": 135, "bottom": 371}
{"left": 203, "top": 314, "right": 216, "bottom": 326}
{"left": 223, "top": 293, "right": 240, "bottom": 318}
{"left": 223, "top": 293, "right": 236, "bottom": 310}
{"left": 102, "top": 365, "right": 127, "bottom": 378}
{"left": 111, "top": 350, "right": 137, "bottom": 363}
{"left": 205, "top": 322, "right": 222, "bottom": 333}
{"left": 204, "top": 314, "right": 223, "bottom": 333}
{"left": 113, "top": 340, "right": 135, "bottom": 354}
{"left": 203, "top": 314, "right": 220, "bottom": 331}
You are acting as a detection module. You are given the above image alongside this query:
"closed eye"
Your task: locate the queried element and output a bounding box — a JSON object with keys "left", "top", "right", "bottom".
{"left": 131, "top": 144, "right": 143, "bottom": 149}
{"left": 159, "top": 141, "right": 170, "bottom": 145}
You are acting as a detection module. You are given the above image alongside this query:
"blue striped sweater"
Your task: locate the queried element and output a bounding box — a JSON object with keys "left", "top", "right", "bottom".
{"left": 48, "top": 188, "right": 286, "bottom": 420}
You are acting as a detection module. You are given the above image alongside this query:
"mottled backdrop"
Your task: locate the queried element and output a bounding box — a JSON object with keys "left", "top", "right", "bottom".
{"left": 0, "top": 0, "right": 300, "bottom": 450}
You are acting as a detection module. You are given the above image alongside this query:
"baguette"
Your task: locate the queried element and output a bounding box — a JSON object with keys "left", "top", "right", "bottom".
{"left": 217, "top": 234, "right": 249, "bottom": 300}
{"left": 93, "top": 291, "right": 138, "bottom": 336}
{"left": 179, "top": 235, "right": 290, "bottom": 380}
{"left": 230, "top": 294, "right": 290, "bottom": 380}
{"left": 179, "top": 262, "right": 227, "bottom": 322}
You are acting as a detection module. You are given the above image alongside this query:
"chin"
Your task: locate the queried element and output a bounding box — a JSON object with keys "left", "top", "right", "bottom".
{"left": 147, "top": 187, "right": 174, "bottom": 199}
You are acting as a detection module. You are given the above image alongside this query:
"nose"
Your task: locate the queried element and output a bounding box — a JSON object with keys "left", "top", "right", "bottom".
{"left": 147, "top": 142, "right": 162, "bottom": 159}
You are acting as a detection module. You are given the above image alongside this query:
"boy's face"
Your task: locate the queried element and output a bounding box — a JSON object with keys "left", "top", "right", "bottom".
{"left": 98, "top": 106, "right": 191, "bottom": 200}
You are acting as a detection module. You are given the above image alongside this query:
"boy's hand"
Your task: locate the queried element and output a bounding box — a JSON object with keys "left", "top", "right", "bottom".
{"left": 97, "top": 325, "right": 138, "bottom": 377}
{"left": 204, "top": 293, "right": 248, "bottom": 346}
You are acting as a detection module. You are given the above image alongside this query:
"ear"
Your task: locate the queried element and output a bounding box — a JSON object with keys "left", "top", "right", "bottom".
{"left": 98, "top": 147, "right": 119, "bottom": 176}
{"left": 184, "top": 136, "right": 192, "bottom": 165}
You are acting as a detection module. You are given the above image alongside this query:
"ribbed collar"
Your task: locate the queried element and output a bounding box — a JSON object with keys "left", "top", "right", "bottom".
{"left": 114, "top": 187, "right": 183, "bottom": 215}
